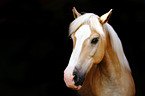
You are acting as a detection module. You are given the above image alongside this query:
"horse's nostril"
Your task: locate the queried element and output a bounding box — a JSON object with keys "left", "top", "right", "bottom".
{"left": 73, "top": 73, "right": 80, "bottom": 86}
{"left": 73, "top": 73, "right": 79, "bottom": 83}
{"left": 73, "top": 68, "right": 85, "bottom": 86}
{"left": 73, "top": 74, "right": 77, "bottom": 80}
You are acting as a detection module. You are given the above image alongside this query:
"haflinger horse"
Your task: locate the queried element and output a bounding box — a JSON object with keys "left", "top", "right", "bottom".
{"left": 64, "top": 7, "right": 135, "bottom": 96}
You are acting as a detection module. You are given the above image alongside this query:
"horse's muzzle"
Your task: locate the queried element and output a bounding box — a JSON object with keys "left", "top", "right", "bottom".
{"left": 64, "top": 66, "right": 82, "bottom": 90}
{"left": 73, "top": 67, "right": 86, "bottom": 86}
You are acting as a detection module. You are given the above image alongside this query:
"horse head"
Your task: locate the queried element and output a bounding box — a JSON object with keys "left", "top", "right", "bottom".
{"left": 64, "top": 7, "right": 112, "bottom": 90}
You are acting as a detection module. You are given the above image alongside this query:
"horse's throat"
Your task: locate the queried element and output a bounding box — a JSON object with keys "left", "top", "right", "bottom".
{"left": 78, "top": 48, "right": 122, "bottom": 96}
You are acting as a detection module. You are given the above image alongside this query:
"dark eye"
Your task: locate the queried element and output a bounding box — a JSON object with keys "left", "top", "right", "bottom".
{"left": 91, "top": 37, "right": 99, "bottom": 44}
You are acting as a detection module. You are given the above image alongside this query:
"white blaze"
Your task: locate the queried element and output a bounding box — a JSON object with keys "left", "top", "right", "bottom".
{"left": 68, "top": 24, "right": 91, "bottom": 71}
{"left": 64, "top": 24, "right": 91, "bottom": 89}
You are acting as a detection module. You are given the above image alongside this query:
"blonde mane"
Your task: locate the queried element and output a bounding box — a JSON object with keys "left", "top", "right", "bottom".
{"left": 69, "top": 13, "right": 131, "bottom": 71}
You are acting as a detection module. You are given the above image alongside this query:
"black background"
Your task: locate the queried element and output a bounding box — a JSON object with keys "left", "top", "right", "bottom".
{"left": 0, "top": 0, "right": 144, "bottom": 96}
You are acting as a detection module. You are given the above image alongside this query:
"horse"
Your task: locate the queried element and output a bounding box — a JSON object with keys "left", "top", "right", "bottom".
{"left": 64, "top": 7, "right": 135, "bottom": 96}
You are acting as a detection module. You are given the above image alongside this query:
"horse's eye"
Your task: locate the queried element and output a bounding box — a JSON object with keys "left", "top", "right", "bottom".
{"left": 91, "top": 37, "right": 99, "bottom": 44}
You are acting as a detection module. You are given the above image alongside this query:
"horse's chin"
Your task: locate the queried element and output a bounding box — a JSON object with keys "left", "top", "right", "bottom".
{"left": 66, "top": 82, "right": 82, "bottom": 90}
{"left": 73, "top": 85, "right": 82, "bottom": 90}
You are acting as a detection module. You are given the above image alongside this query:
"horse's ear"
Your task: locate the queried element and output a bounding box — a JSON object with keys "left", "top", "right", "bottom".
{"left": 99, "top": 9, "right": 113, "bottom": 24}
{"left": 72, "top": 7, "right": 81, "bottom": 19}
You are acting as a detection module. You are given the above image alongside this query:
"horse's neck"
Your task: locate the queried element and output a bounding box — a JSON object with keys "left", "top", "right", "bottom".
{"left": 97, "top": 40, "right": 123, "bottom": 82}
{"left": 78, "top": 36, "right": 135, "bottom": 96}
{"left": 90, "top": 43, "right": 124, "bottom": 96}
